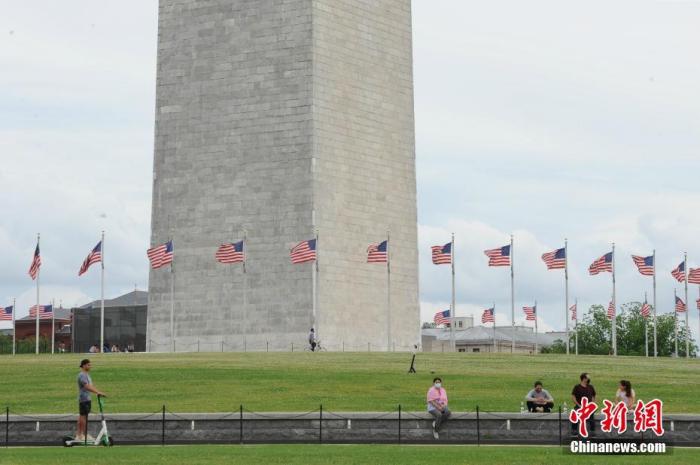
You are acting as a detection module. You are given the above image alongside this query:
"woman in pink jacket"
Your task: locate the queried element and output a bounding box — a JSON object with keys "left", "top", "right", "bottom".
{"left": 427, "top": 377, "right": 451, "bottom": 439}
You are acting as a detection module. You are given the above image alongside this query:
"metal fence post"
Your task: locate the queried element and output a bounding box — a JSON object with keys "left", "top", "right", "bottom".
{"left": 221, "top": 340, "right": 224, "bottom": 352}
{"left": 239, "top": 404, "right": 243, "bottom": 444}
{"left": 367, "top": 342, "right": 370, "bottom": 352}
{"left": 266, "top": 341, "right": 269, "bottom": 352}
{"left": 558, "top": 405, "right": 562, "bottom": 446}
{"left": 476, "top": 405, "right": 480, "bottom": 446}
{"left": 398, "top": 404, "right": 401, "bottom": 444}
{"left": 197, "top": 339, "right": 200, "bottom": 353}
{"left": 291, "top": 343, "right": 294, "bottom": 352}
{"left": 319, "top": 404, "right": 323, "bottom": 444}
{"left": 161, "top": 405, "right": 166, "bottom": 446}
{"left": 5, "top": 406, "right": 8, "bottom": 448}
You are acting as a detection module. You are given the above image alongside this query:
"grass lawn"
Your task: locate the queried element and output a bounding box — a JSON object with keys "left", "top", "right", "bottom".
{"left": 0, "top": 445, "right": 698, "bottom": 465}
{"left": 0, "top": 352, "right": 697, "bottom": 413}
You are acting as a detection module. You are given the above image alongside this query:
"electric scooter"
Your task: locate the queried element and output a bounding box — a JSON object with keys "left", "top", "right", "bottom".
{"left": 63, "top": 395, "right": 113, "bottom": 447}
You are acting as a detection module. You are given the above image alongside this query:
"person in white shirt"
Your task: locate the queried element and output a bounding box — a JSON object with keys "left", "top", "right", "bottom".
{"left": 615, "top": 380, "right": 636, "bottom": 409}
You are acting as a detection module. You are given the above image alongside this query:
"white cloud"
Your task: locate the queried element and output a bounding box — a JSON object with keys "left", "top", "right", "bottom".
{"left": 1, "top": 1, "right": 699, "bottom": 342}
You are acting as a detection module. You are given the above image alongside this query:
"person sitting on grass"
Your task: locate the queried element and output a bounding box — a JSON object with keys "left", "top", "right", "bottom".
{"left": 427, "top": 377, "right": 451, "bottom": 439}
{"left": 525, "top": 380, "right": 554, "bottom": 412}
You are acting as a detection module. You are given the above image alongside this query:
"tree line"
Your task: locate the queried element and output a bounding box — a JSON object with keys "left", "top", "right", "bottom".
{"left": 544, "top": 302, "right": 696, "bottom": 357}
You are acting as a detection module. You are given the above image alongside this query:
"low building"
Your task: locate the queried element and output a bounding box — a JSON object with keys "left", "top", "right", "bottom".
{"left": 13, "top": 307, "right": 72, "bottom": 351}
{"left": 422, "top": 325, "right": 560, "bottom": 353}
{"left": 72, "top": 290, "right": 147, "bottom": 352}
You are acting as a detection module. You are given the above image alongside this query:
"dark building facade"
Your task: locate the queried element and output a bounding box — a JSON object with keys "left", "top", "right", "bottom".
{"left": 72, "top": 291, "right": 147, "bottom": 352}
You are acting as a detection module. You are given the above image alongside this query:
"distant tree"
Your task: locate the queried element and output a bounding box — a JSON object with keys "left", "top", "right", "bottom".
{"left": 422, "top": 322, "right": 436, "bottom": 329}
{"left": 571, "top": 303, "right": 696, "bottom": 357}
{"left": 541, "top": 339, "right": 566, "bottom": 354}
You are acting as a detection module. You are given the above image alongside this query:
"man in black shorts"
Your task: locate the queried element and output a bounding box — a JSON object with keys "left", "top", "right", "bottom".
{"left": 76, "top": 359, "right": 106, "bottom": 441}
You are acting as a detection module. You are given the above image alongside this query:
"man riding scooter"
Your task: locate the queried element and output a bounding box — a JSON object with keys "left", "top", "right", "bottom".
{"left": 75, "top": 359, "right": 107, "bottom": 442}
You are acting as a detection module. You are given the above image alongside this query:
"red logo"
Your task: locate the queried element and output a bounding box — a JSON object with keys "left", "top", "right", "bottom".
{"left": 633, "top": 399, "right": 664, "bottom": 436}
{"left": 601, "top": 400, "right": 628, "bottom": 434}
{"left": 569, "top": 397, "right": 597, "bottom": 437}
{"left": 570, "top": 398, "right": 665, "bottom": 437}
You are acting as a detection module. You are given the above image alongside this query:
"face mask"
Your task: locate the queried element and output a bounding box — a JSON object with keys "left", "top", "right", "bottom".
{"left": 434, "top": 383, "right": 442, "bottom": 389}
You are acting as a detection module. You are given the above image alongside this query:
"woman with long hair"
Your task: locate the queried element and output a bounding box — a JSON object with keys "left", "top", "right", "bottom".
{"left": 616, "top": 380, "right": 636, "bottom": 408}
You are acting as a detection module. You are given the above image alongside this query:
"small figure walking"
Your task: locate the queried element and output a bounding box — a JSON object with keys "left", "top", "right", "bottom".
{"left": 308, "top": 328, "right": 317, "bottom": 352}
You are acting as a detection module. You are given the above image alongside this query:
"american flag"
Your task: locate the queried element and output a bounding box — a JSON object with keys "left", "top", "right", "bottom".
{"left": 570, "top": 303, "right": 577, "bottom": 321}
{"left": 367, "top": 240, "right": 388, "bottom": 263}
{"left": 631, "top": 255, "right": 654, "bottom": 276}
{"left": 675, "top": 296, "right": 686, "bottom": 312}
{"left": 216, "top": 241, "right": 245, "bottom": 264}
{"left": 523, "top": 305, "right": 537, "bottom": 321}
{"left": 481, "top": 308, "right": 495, "bottom": 324}
{"left": 0, "top": 306, "right": 13, "bottom": 321}
{"left": 147, "top": 241, "right": 174, "bottom": 269}
{"left": 688, "top": 267, "right": 700, "bottom": 285}
{"left": 78, "top": 241, "right": 102, "bottom": 276}
{"left": 541, "top": 247, "right": 566, "bottom": 270}
{"left": 589, "top": 252, "right": 613, "bottom": 275}
{"left": 290, "top": 239, "right": 316, "bottom": 264}
{"left": 607, "top": 301, "right": 615, "bottom": 320}
{"left": 431, "top": 242, "right": 452, "bottom": 265}
{"left": 484, "top": 245, "right": 511, "bottom": 267}
{"left": 29, "top": 304, "right": 53, "bottom": 319}
{"left": 671, "top": 261, "right": 686, "bottom": 282}
{"left": 28, "top": 244, "right": 41, "bottom": 280}
{"left": 641, "top": 302, "right": 651, "bottom": 318}
{"left": 434, "top": 309, "right": 451, "bottom": 326}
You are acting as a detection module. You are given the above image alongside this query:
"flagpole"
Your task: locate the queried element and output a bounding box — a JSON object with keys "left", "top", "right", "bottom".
{"left": 575, "top": 298, "right": 578, "bottom": 356}
{"left": 242, "top": 229, "right": 247, "bottom": 349}
{"left": 314, "top": 230, "right": 319, "bottom": 341}
{"left": 684, "top": 252, "right": 689, "bottom": 358}
{"left": 493, "top": 303, "right": 496, "bottom": 352}
{"left": 12, "top": 298, "right": 16, "bottom": 355}
{"left": 674, "top": 288, "right": 679, "bottom": 357}
{"left": 644, "top": 292, "right": 648, "bottom": 358}
{"left": 611, "top": 242, "right": 617, "bottom": 356}
{"left": 51, "top": 298, "right": 55, "bottom": 354}
{"left": 100, "top": 231, "right": 105, "bottom": 356}
{"left": 510, "top": 234, "right": 515, "bottom": 353}
{"left": 534, "top": 300, "right": 538, "bottom": 354}
{"left": 565, "top": 239, "right": 569, "bottom": 355}
{"left": 35, "top": 233, "right": 41, "bottom": 355}
{"left": 387, "top": 230, "right": 392, "bottom": 352}
{"left": 450, "top": 233, "right": 455, "bottom": 352}
{"left": 653, "top": 249, "right": 657, "bottom": 357}
{"left": 170, "top": 239, "right": 175, "bottom": 354}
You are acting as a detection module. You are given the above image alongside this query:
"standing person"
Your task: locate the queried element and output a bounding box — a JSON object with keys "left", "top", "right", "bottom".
{"left": 571, "top": 372, "right": 596, "bottom": 436}
{"left": 75, "top": 359, "right": 106, "bottom": 441}
{"left": 525, "top": 381, "right": 555, "bottom": 412}
{"left": 308, "top": 328, "right": 316, "bottom": 352}
{"left": 427, "top": 377, "right": 451, "bottom": 439}
{"left": 615, "top": 380, "right": 636, "bottom": 408}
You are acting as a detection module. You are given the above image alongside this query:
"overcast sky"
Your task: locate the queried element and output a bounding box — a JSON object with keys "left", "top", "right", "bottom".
{"left": 1, "top": 1, "right": 699, "bottom": 339}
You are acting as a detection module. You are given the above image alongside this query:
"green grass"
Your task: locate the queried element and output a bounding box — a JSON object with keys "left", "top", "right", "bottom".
{"left": 0, "top": 352, "right": 698, "bottom": 413}
{"left": 0, "top": 445, "right": 698, "bottom": 465}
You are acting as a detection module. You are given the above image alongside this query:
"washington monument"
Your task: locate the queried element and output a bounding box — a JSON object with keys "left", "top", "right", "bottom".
{"left": 148, "top": 0, "right": 418, "bottom": 352}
